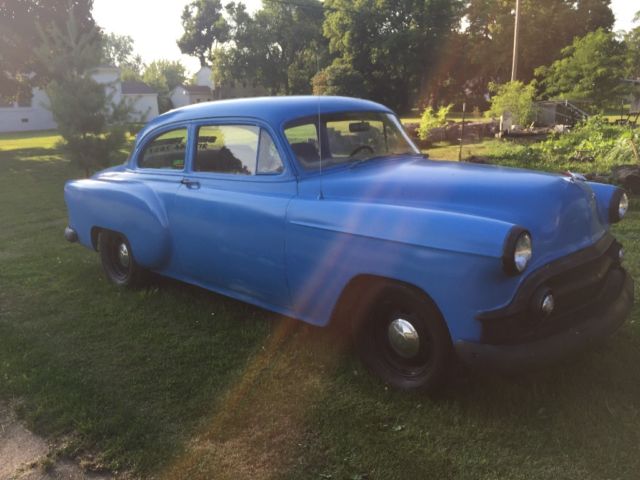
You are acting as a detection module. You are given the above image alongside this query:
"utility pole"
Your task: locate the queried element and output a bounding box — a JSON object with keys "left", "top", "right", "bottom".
{"left": 511, "top": 0, "right": 521, "bottom": 82}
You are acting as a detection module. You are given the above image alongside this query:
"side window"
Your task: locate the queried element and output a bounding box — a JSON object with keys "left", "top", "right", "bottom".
{"left": 194, "top": 125, "right": 284, "bottom": 176}
{"left": 284, "top": 123, "right": 320, "bottom": 168}
{"left": 195, "top": 125, "right": 259, "bottom": 175}
{"left": 257, "top": 129, "right": 284, "bottom": 175}
{"left": 139, "top": 128, "right": 187, "bottom": 169}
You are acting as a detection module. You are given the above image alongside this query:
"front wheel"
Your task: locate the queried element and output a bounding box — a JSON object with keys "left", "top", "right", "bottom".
{"left": 98, "top": 231, "right": 145, "bottom": 287}
{"left": 353, "top": 283, "right": 452, "bottom": 392}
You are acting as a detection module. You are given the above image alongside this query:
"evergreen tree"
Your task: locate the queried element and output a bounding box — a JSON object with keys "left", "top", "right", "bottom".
{"left": 36, "top": 8, "right": 130, "bottom": 177}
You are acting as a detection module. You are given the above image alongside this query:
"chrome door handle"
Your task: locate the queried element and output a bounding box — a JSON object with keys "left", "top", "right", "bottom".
{"left": 180, "top": 178, "right": 200, "bottom": 189}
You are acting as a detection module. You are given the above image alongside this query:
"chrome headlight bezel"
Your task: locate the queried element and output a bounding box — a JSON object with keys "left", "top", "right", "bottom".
{"left": 503, "top": 227, "right": 532, "bottom": 275}
{"left": 609, "top": 189, "right": 629, "bottom": 223}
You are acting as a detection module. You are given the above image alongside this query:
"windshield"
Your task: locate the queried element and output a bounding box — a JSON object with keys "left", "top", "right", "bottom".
{"left": 284, "top": 112, "right": 419, "bottom": 170}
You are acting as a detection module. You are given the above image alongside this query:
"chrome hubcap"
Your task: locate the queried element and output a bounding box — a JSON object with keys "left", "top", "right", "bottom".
{"left": 387, "top": 318, "right": 420, "bottom": 359}
{"left": 117, "top": 242, "right": 130, "bottom": 268}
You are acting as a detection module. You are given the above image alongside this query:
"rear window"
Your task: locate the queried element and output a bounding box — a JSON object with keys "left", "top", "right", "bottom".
{"left": 138, "top": 128, "right": 187, "bottom": 169}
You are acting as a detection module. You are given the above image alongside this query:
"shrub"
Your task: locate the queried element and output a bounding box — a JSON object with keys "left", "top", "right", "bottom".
{"left": 417, "top": 104, "right": 452, "bottom": 141}
{"left": 486, "top": 81, "right": 536, "bottom": 127}
{"left": 487, "top": 116, "right": 639, "bottom": 174}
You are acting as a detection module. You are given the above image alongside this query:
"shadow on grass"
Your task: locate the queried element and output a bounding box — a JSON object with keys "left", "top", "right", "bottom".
{"left": 152, "top": 270, "right": 640, "bottom": 480}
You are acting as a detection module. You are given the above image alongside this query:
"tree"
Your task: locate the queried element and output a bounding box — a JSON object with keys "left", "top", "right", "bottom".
{"left": 0, "top": 0, "right": 95, "bottom": 103}
{"left": 625, "top": 12, "right": 640, "bottom": 79}
{"left": 461, "top": 0, "right": 615, "bottom": 105}
{"left": 536, "top": 29, "right": 627, "bottom": 110}
{"left": 312, "top": 59, "right": 364, "bottom": 97}
{"left": 485, "top": 81, "right": 536, "bottom": 125}
{"left": 143, "top": 60, "right": 187, "bottom": 112}
{"left": 101, "top": 32, "right": 143, "bottom": 79}
{"left": 36, "top": 8, "right": 130, "bottom": 177}
{"left": 322, "top": 0, "right": 464, "bottom": 112}
{"left": 177, "top": 0, "right": 230, "bottom": 66}
{"left": 213, "top": 0, "right": 326, "bottom": 95}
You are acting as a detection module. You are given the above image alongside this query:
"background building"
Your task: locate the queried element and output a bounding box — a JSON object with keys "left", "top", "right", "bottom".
{"left": 0, "top": 66, "right": 159, "bottom": 133}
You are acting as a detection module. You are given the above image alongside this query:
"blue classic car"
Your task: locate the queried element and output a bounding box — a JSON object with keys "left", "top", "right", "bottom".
{"left": 64, "top": 96, "right": 633, "bottom": 391}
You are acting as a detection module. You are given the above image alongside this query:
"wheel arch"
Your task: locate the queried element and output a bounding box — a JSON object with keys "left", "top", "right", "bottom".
{"left": 329, "top": 274, "right": 448, "bottom": 332}
{"left": 65, "top": 178, "right": 172, "bottom": 269}
{"left": 90, "top": 226, "right": 102, "bottom": 251}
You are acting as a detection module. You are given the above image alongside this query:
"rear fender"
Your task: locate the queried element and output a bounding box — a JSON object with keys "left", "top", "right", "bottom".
{"left": 64, "top": 178, "right": 171, "bottom": 269}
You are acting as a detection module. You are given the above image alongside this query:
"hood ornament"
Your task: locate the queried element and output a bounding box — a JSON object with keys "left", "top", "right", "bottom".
{"left": 562, "top": 171, "right": 587, "bottom": 182}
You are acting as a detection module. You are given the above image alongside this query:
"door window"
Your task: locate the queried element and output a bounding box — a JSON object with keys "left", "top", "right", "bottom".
{"left": 195, "top": 125, "right": 284, "bottom": 175}
{"left": 138, "top": 128, "right": 187, "bottom": 169}
{"left": 257, "top": 129, "right": 285, "bottom": 174}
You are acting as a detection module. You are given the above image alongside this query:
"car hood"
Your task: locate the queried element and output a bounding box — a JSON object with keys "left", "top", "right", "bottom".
{"left": 299, "top": 157, "right": 608, "bottom": 265}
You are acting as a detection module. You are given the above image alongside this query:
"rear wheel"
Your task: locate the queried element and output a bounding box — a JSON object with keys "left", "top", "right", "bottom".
{"left": 354, "top": 283, "right": 452, "bottom": 391}
{"left": 98, "top": 231, "right": 145, "bottom": 287}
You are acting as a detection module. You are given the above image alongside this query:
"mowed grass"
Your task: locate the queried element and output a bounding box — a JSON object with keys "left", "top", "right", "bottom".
{"left": 0, "top": 130, "right": 639, "bottom": 479}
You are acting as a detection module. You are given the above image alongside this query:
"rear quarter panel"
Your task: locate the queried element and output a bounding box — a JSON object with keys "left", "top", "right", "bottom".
{"left": 64, "top": 172, "right": 176, "bottom": 269}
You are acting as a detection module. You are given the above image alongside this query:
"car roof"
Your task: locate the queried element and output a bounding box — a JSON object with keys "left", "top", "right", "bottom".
{"left": 136, "top": 95, "right": 393, "bottom": 143}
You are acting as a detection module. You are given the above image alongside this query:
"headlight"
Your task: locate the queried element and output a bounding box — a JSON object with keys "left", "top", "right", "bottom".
{"left": 503, "top": 227, "right": 532, "bottom": 275}
{"left": 609, "top": 190, "right": 629, "bottom": 223}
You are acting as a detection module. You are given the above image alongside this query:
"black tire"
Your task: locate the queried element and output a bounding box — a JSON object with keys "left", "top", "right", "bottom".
{"left": 353, "top": 283, "right": 452, "bottom": 392}
{"left": 98, "top": 231, "right": 145, "bottom": 287}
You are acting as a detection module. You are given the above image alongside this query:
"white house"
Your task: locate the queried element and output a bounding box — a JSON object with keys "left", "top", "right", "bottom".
{"left": 0, "top": 65, "right": 159, "bottom": 133}
{"left": 170, "top": 66, "right": 215, "bottom": 108}
{"left": 169, "top": 65, "right": 269, "bottom": 108}
{"left": 0, "top": 87, "right": 57, "bottom": 132}
{"left": 120, "top": 81, "right": 160, "bottom": 121}
{"left": 170, "top": 84, "right": 215, "bottom": 108}
{"left": 195, "top": 66, "right": 215, "bottom": 90}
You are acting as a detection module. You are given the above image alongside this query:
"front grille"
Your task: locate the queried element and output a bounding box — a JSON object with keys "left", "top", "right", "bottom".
{"left": 480, "top": 236, "right": 622, "bottom": 345}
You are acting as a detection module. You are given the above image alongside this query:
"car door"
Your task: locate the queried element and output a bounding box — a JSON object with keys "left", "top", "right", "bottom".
{"left": 169, "top": 120, "right": 297, "bottom": 308}
{"left": 132, "top": 125, "right": 190, "bottom": 273}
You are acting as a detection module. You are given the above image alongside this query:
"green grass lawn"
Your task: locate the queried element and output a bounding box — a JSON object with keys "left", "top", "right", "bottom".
{"left": 1, "top": 130, "right": 640, "bottom": 479}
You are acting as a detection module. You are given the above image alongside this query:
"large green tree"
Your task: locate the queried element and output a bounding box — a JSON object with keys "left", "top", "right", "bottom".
{"left": 463, "top": 0, "right": 615, "bottom": 91}
{"left": 625, "top": 11, "right": 640, "bottom": 79}
{"left": 536, "top": 29, "right": 627, "bottom": 109}
{"left": 213, "top": 0, "right": 326, "bottom": 95}
{"left": 321, "top": 0, "right": 464, "bottom": 112}
{"left": 142, "top": 60, "right": 187, "bottom": 112}
{"left": 0, "top": 0, "right": 95, "bottom": 104}
{"left": 177, "top": 0, "right": 230, "bottom": 66}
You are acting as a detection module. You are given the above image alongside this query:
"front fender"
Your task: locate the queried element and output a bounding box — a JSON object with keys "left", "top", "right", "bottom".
{"left": 64, "top": 177, "right": 172, "bottom": 269}
{"left": 285, "top": 199, "right": 518, "bottom": 336}
{"left": 288, "top": 199, "right": 515, "bottom": 258}
{"left": 587, "top": 181, "right": 622, "bottom": 227}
